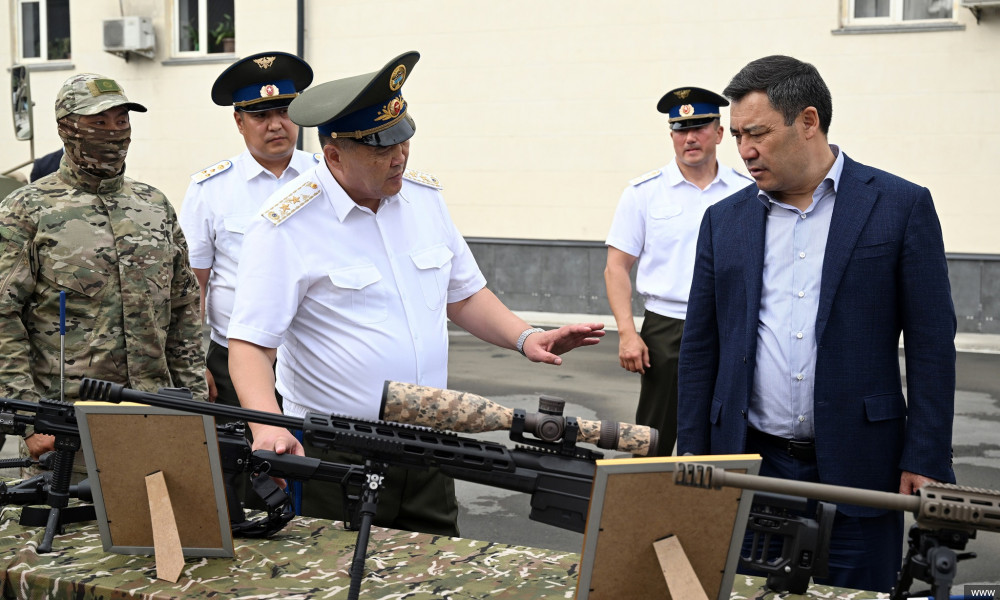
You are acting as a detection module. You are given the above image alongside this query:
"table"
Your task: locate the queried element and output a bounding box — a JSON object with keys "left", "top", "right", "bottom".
{"left": 0, "top": 507, "right": 885, "bottom": 599}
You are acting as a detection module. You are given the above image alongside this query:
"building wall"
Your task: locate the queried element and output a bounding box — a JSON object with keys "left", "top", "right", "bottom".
{"left": 0, "top": 0, "right": 301, "bottom": 194}
{"left": 293, "top": 0, "right": 1000, "bottom": 254}
{"left": 0, "top": 0, "right": 997, "bottom": 323}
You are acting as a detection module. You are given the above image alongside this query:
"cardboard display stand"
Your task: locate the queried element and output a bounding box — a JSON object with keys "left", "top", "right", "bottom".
{"left": 575, "top": 454, "right": 761, "bottom": 600}
{"left": 75, "top": 403, "right": 234, "bottom": 559}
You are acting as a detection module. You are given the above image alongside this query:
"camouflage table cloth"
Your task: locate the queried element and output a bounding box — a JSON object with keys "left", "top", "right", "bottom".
{"left": 0, "top": 507, "right": 884, "bottom": 599}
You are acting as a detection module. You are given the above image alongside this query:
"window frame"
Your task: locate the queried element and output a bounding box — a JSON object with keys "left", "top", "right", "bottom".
{"left": 16, "top": 0, "right": 71, "bottom": 63}
{"left": 173, "top": 0, "right": 235, "bottom": 57}
{"left": 847, "top": 0, "right": 956, "bottom": 25}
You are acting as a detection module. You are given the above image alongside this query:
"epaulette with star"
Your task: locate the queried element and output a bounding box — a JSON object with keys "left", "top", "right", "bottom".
{"left": 629, "top": 169, "right": 662, "bottom": 187}
{"left": 313, "top": 152, "right": 323, "bottom": 162}
{"left": 190, "top": 159, "right": 233, "bottom": 183}
{"left": 403, "top": 168, "right": 443, "bottom": 190}
{"left": 262, "top": 179, "right": 322, "bottom": 225}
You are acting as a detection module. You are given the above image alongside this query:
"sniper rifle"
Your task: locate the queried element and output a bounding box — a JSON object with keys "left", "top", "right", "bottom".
{"left": 674, "top": 462, "right": 1000, "bottom": 600}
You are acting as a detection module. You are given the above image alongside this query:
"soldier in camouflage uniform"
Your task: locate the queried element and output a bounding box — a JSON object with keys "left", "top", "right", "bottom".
{"left": 0, "top": 73, "right": 206, "bottom": 470}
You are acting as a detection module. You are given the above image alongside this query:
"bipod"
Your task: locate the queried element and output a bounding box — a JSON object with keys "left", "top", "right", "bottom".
{"left": 346, "top": 460, "right": 386, "bottom": 600}
{"left": 21, "top": 436, "right": 87, "bottom": 553}
{"left": 890, "top": 524, "right": 975, "bottom": 600}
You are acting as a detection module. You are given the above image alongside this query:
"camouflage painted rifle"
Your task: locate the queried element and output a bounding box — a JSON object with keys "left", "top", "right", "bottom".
{"left": 0, "top": 395, "right": 92, "bottom": 552}
{"left": 674, "top": 462, "right": 1000, "bottom": 600}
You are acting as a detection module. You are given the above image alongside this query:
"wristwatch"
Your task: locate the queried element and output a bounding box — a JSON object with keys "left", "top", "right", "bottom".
{"left": 516, "top": 327, "right": 545, "bottom": 356}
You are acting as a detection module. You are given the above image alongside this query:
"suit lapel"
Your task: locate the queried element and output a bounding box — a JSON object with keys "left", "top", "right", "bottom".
{"left": 740, "top": 190, "right": 767, "bottom": 353}
{"left": 816, "top": 156, "right": 878, "bottom": 344}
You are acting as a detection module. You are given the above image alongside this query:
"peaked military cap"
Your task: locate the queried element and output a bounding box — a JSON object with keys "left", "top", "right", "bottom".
{"left": 289, "top": 51, "right": 418, "bottom": 147}
{"left": 55, "top": 73, "right": 147, "bottom": 119}
{"left": 211, "top": 51, "right": 313, "bottom": 112}
{"left": 656, "top": 86, "right": 728, "bottom": 131}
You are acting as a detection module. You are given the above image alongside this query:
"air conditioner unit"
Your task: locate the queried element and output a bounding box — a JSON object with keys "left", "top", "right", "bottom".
{"left": 103, "top": 16, "right": 155, "bottom": 59}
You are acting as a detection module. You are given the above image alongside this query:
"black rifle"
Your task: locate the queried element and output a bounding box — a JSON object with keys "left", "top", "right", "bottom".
{"left": 79, "top": 378, "right": 598, "bottom": 600}
{"left": 0, "top": 395, "right": 94, "bottom": 552}
{"left": 0, "top": 394, "right": 295, "bottom": 546}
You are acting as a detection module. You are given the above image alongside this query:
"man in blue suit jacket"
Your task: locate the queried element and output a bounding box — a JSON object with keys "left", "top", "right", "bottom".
{"left": 677, "top": 55, "right": 956, "bottom": 592}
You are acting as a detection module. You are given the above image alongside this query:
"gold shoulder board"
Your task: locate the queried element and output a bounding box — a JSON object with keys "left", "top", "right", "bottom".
{"left": 262, "top": 179, "right": 322, "bottom": 226}
{"left": 629, "top": 169, "right": 661, "bottom": 187}
{"left": 190, "top": 160, "right": 233, "bottom": 183}
{"left": 403, "top": 168, "right": 443, "bottom": 190}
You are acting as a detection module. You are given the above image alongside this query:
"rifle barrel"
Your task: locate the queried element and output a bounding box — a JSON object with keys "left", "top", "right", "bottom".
{"left": 675, "top": 462, "right": 919, "bottom": 513}
{"left": 79, "top": 379, "right": 303, "bottom": 430}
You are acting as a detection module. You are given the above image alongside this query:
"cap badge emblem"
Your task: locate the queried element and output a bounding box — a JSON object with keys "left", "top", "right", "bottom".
{"left": 679, "top": 104, "right": 695, "bottom": 117}
{"left": 254, "top": 56, "right": 276, "bottom": 69}
{"left": 375, "top": 96, "right": 405, "bottom": 122}
{"left": 674, "top": 89, "right": 691, "bottom": 99}
{"left": 87, "top": 79, "right": 123, "bottom": 97}
{"left": 260, "top": 84, "right": 279, "bottom": 98}
{"left": 389, "top": 65, "right": 407, "bottom": 91}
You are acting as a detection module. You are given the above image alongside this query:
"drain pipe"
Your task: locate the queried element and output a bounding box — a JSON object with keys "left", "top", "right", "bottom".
{"left": 296, "top": 0, "right": 305, "bottom": 151}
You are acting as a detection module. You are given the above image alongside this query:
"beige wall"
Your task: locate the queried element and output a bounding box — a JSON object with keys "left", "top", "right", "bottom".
{"left": 2, "top": 0, "right": 998, "bottom": 253}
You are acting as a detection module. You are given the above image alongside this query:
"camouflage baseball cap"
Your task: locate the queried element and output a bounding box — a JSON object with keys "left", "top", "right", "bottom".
{"left": 55, "top": 73, "right": 148, "bottom": 119}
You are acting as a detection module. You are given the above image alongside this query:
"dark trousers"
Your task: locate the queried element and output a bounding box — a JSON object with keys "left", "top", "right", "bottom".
{"left": 206, "top": 339, "right": 239, "bottom": 410}
{"left": 635, "top": 310, "right": 683, "bottom": 456}
{"left": 743, "top": 430, "right": 904, "bottom": 592}
{"left": 296, "top": 437, "right": 460, "bottom": 536}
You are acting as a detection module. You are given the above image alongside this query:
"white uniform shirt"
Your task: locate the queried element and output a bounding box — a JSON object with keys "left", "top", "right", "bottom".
{"left": 605, "top": 159, "right": 752, "bottom": 319}
{"left": 227, "top": 162, "right": 486, "bottom": 420}
{"left": 179, "top": 149, "right": 319, "bottom": 346}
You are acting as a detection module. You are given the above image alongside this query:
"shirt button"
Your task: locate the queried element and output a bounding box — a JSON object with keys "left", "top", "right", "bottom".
{"left": 798, "top": 291, "right": 805, "bottom": 298}
{"left": 796, "top": 332, "right": 803, "bottom": 339}
{"left": 800, "top": 214, "right": 807, "bottom": 219}
{"left": 799, "top": 251, "right": 806, "bottom": 259}
{"left": 796, "top": 373, "right": 804, "bottom": 381}
{"left": 798, "top": 415, "right": 806, "bottom": 422}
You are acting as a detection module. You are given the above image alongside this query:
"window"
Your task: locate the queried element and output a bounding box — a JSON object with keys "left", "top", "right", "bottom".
{"left": 850, "top": 0, "right": 953, "bottom": 23}
{"left": 17, "top": 0, "right": 71, "bottom": 61}
{"left": 175, "top": 0, "right": 235, "bottom": 55}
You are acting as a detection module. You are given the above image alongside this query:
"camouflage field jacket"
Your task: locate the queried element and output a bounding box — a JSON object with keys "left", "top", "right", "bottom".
{"left": 0, "top": 158, "right": 206, "bottom": 404}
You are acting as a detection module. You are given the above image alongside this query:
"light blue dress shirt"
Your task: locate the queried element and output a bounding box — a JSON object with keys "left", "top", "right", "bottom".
{"left": 748, "top": 145, "right": 845, "bottom": 440}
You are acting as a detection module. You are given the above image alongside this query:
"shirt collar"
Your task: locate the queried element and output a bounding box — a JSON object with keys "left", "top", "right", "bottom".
{"left": 316, "top": 161, "right": 403, "bottom": 222}
{"left": 665, "top": 158, "right": 743, "bottom": 190}
{"left": 239, "top": 149, "right": 313, "bottom": 183}
{"left": 756, "top": 144, "right": 844, "bottom": 209}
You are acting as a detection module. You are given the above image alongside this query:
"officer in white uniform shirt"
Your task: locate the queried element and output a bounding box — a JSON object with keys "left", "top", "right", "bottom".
{"left": 604, "top": 86, "right": 751, "bottom": 456}
{"left": 179, "top": 51, "right": 315, "bottom": 408}
{"left": 227, "top": 51, "right": 605, "bottom": 535}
